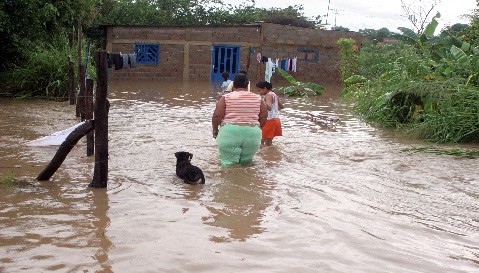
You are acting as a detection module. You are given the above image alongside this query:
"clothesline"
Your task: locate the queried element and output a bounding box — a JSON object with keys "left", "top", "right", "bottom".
{"left": 257, "top": 52, "right": 297, "bottom": 82}
{"left": 108, "top": 52, "right": 137, "bottom": 70}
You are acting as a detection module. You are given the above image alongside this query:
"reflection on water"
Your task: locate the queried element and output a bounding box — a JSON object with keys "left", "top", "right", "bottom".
{"left": 91, "top": 188, "right": 112, "bottom": 273}
{"left": 204, "top": 167, "right": 273, "bottom": 242}
{"left": 1, "top": 80, "right": 479, "bottom": 272}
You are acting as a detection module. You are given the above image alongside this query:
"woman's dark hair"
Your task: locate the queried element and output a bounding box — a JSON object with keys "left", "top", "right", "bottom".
{"left": 233, "top": 73, "right": 249, "bottom": 89}
{"left": 256, "top": 81, "right": 272, "bottom": 90}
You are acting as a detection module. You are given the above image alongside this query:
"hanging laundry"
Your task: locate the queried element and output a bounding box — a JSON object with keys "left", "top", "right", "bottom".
{"left": 265, "top": 58, "right": 275, "bottom": 82}
{"left": 128, "top": 54, "right": 137, "bottom": 68}
{"left": 280, "top": 59, "right": 287, "bottom": 71}
{"left": 122, "top": 54, "right": 129, "bottom": 69}
{"left": 108, "top": 53, "right": 114, "bottom": 68}
{"left": 113, "top": 53, "right": 123, "bottom": 70}
{"left": 257, "top": 53, "right": 262, "bottom": 63}
{"left": 291, "top": 57, "right": 297, "bottom": 72}
{"left": 261, "top": 55, "right": 268, "bottom": 63}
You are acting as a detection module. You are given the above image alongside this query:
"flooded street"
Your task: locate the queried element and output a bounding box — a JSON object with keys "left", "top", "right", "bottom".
{"left": 1, "top": 80, "right": 478, "bottom": 273}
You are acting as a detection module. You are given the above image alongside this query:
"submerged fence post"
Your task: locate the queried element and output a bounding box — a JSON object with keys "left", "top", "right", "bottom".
{"left": 78, "top": 64, "right": 87, "bottom": 120}
{"left": 68, "top": 31, "right": 75, "bottom": 105}
{"left": 89, "top": 50, "right": 109, "bottom": 188}
{"left": 76, "top": 19, "right": 83, "bottom": 118}
{"left": 86, "top": 78, "right": 94, "bottom": 156}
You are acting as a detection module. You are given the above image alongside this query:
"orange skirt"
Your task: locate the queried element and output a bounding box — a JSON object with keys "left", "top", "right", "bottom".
{"left": 262, "top": 118, "right": 282, "bottom": 138}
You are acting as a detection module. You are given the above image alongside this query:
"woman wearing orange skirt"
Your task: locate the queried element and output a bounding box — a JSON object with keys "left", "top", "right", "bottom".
{"left": 256, "top": 81, "right": 284, "bottom": 148}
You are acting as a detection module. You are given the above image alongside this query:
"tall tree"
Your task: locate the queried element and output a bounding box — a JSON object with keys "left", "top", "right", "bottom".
{"left": 461, "top": 0, "right": 479, "bottom": 45}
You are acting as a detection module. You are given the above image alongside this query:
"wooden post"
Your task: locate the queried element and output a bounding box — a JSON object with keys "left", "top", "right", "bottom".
{"left": 78, "top": 64, "right": 86, "bottom": 120}
{"left": 68, "top": 32, "right": 75, "bottom": 105}
{"left": 90, "top": 50, "right": 109, "bottom": 188}
{"left": 86, "top": 79, "right": 94, "bottom": 156}
{"left": 76, "top": 19, "right": 83, "bottom": 117}
{"left": 68, "top": 61, "right": 75, "bottom": 105}
{"left": 36, "top": 120, "right": 94, "bottom": 181}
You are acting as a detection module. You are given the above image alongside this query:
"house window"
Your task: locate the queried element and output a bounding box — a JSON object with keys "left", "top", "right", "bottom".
{"left": 297, "top": 49, "right": 320, "bottom": 62}
{"left": 135, "top": 44, "right": 159, "bottom": 64}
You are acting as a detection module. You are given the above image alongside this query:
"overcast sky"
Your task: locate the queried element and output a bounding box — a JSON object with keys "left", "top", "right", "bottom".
{"left": 223, "top": 0, "right": 477, "bottom": 32}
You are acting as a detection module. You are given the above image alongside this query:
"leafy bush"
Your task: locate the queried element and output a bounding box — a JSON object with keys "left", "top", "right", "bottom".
{"left": 407, "top": 84, "right": 479, "bottom": 142}
{"left": 1, "top": 33, "right": 72, "bottom": 99}
{"left": 342, "top": 43, "right": 479, "bottom": 143}
{"left": 341, "top": 13, "right": 479, "bottom": 144}
{"left": 336, "top": 38, "right": 359, "bottom": 83}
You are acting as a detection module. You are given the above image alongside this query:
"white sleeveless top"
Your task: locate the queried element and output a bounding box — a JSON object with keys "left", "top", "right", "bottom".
{"left": 267, "top": 91, "right": 280, "bottom": 120}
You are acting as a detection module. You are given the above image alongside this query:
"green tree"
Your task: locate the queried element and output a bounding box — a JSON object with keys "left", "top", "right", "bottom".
{"left": 331, "top": 25, "right": 350, "bottom": 31}
{"left": 460, "top": 0, "right": 479, "bottom": 46}
{"left": 0, "top": 0, "right": 97, "bottom": 72}
{"left": 358, "top": 28, "right": 393, "bottom": 44}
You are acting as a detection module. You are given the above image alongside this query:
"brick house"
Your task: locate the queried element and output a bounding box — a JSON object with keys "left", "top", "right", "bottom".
{"left": 101, "top": 23, "right": 362, "bottom": 83}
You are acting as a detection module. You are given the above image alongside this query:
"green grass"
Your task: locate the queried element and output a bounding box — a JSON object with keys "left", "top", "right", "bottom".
{"left": 0, "top": 171, "right": 16, "bottom": 187}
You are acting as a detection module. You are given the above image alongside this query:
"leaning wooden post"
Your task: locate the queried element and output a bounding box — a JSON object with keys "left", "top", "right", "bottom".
{"left": 89, "top": 50, "right": 109, "bottom": 188}
{"left": 86, "top": 78, "right": 94, "bottom": 156}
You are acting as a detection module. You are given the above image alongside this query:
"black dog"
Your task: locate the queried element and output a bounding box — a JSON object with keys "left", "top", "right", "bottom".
{"left": 174, "top": 151, "right": 205, "bottom": 185}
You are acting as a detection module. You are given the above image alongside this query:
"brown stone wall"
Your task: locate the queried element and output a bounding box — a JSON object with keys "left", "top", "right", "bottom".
{"left": 188, "top": 45, "right": 210, "bottom": 80}
{"left": 104, "top": 23, "right": 363, "bottom": 82}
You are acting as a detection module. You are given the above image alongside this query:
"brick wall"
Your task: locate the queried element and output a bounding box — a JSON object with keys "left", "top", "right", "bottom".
{"left": 104, "top": 23, "right": 362, "bottom": 83}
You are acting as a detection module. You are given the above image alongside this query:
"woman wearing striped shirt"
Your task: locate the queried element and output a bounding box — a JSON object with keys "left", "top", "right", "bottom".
{"left": 212, "top": 73, "right": 268, "bottom": 168}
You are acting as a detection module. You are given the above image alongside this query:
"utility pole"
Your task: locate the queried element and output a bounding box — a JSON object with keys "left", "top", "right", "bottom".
{"left": 332, "top": 8, "right": 340, "bottom": 27}
{"left": 325, "top": 0, "right": 331, "bottom": 25}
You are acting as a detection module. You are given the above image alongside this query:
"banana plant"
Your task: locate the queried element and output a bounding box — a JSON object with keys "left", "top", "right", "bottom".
{"left": 393, "top": 12, "right": 441, "bottom": 52}
{"left": 276, "top": 68, "right": 324, "bottom": 97}
{"left": 449, "top": 45, "right": 479, "bottom": 86}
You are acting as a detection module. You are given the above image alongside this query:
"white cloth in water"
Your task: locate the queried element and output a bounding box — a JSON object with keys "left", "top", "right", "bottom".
{"left": 26, "top": 121, "right": 86, "bottom": 146}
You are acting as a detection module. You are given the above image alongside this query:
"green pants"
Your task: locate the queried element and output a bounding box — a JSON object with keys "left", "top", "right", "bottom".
{"left": 216, "top": 124, "right": 262, "bottom": 168}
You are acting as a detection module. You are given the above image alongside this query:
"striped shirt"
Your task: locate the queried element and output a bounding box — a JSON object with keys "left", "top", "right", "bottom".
{"left": 222, "top": 91, "right": 262, "bottom": 126}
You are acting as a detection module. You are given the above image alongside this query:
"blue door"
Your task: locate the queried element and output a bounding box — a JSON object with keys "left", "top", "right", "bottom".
{"left": 211, "top": 45, "right": 240, "bottom": 82}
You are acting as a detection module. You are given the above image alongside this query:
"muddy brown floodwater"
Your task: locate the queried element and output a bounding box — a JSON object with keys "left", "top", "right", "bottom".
{"left": 1, "top": 80, "right": 478, "bottom": 273}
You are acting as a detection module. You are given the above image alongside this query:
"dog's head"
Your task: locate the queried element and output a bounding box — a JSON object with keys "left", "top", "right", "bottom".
{"left": 175, "top": 151, "right": 193, "bottom": 162}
